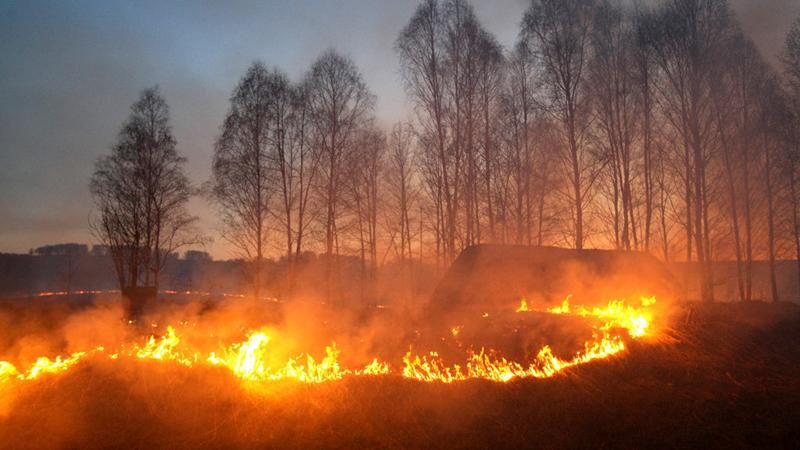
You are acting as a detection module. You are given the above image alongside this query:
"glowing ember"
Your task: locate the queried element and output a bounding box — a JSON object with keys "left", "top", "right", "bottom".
{"left": 0, "top": 295, "right": 656, "bottom": 386}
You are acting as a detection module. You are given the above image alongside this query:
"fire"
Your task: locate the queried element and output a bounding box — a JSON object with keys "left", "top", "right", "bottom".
{"left": 545, "top": 296, "right": 655, "bottom": 338}
{"left": 136, "top": 326, "right": 194, "bottom": 365}
{"left": 0, "top": 361, "right": 19, "bottom": 383}
{"left": 548, "top": 295, "right": 572, "bottom": 314}
{"left": 357, "top": 358, "right": 391, "bottom": 376}
{"left": 207, "top": 332, "right": 355, "bottom": 383}
{"left": 401, "top": 333, "right": 627, "bottom": 383}
{"left": 2, "top": 347, "right": 105, "bottom": 381}
{"left": 25, "top": 352, "right": 89, "bottom": 380}
{"left": 0, "top": 295, "right": 657, "bottom": 386}
{"left": 399, "top": 295, "right": 655, "bottom": 383}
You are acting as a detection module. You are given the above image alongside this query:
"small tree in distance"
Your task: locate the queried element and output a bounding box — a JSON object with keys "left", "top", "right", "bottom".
{"left": 90, "top": 86, "right": 200, "bottom": 317}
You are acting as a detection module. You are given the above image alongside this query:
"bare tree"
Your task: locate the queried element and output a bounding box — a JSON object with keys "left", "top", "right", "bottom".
{"left": 783, "top": 15, "right": 800, "bottom": 298}
{"left": 475, "top": 32, "right": 504, "bottom": 244}
{"left": 709, "top": 35, "right": 745, "bottom": 301}
{"left": 589, "top": 1, "right": 640, "bottom": 250}
{"left": 210, "top": 63, "right": 277, "bottom": 299}
{"left": 266, "top": 69, "right": 301, "bottom": 262}
{"left": 633, "top": 5, "right": 658, "bottom": 252}
{"left": 387, "top": 123, "right": 418, "bottom": 262}
{"left": 90, "top": 87, "right": 198, "bottom": 313}
{"left": 785, "top": 16, "right": 800, "bottom": 98}
{"left": 443, "top": 0, "right": 484, "bottom": 247}
{"left": 305, "top": 49, "right": 375, "bottom": 301}
{"left": 397, "top": 0, "right": 451, "bottom": 262}
{"left": 502, "top": 40, "right": 538, "bottom": 245}
{"left": 398, "top": 0, "right": 500, "bottom": 259}
{"left": 648, "top": 0, "right": 732, "bottom": 302}
{"left": 348, "top": 126, "right": 385, "bottom": 305}
{"left": 760, "top": 76, "right": 785, "bottom": 303}
{"left": 708, "top": 34, "right": 768, "bottom": 302}
{"left": 522, "top": 0, "right": 596, "bottom": 249}
{"left": 269, "top": 76, "right": 323, "bottom": 297}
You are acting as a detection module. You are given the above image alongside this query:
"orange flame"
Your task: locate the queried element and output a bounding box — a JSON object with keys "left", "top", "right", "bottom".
{"left": 0, "top": 295, "right": 656, "bottom": 386}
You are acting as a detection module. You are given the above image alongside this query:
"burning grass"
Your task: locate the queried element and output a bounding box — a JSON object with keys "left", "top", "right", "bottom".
{"left": 0, "top": 295, "right": 657, "bottom": 386}
{"left": 0, "top": 296, "right": 798, "bottom": 448}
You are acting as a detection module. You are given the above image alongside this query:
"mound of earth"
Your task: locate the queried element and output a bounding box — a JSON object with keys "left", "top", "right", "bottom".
{"left": 429, "top": 245, "right": 679, "bottom": 317}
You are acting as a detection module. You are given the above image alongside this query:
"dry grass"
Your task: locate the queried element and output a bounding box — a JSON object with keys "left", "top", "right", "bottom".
{"left": 0, "top": 301, "right": 799, "bottom": 449}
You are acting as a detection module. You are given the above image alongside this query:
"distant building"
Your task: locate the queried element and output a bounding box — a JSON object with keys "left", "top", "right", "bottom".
{"left": 35, "top": 243, "right": 89, "bottom": 257}
{"left": 185, "top": 250, "right": 212, "bottom": 263}
{"left": 91, "top": 245, "right": 111, "bottom": 257}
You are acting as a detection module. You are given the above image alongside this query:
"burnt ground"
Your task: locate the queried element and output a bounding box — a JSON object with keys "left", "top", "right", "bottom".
{"left": 0, "top": 301, "right": 799, "bottom": 449}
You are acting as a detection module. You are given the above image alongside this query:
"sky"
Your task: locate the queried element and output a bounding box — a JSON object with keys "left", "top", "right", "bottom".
{"left": 1, "top": 0, "right": 798, "bottom": 259}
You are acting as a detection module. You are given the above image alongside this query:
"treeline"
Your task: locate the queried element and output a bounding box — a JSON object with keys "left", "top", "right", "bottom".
{"left": 0, "top": 249, "right": 443, "bottom": 305}
{"left": 91, "top": 0, "right": 800, "bottom": 303}
{"left": 0, "top": 249, "right": 234, "bottom": 298}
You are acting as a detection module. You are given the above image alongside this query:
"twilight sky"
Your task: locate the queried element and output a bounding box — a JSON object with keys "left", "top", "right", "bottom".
{"left": 1, "top": 0, "right": 798, "bottom": 259}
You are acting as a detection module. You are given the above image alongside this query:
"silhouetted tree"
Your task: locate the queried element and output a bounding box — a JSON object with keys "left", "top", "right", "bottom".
{"left": 210, "top": 63, "right": 278, "bottom": 299}
{"left": 305, "top": 49, "right": 375, "bottom": 301}
{"left": 647, "top": 0, "right": 732, "bottom": 302}
{"left": 522, "top": 0, "right": 596, "bottom": 249}
{"left": 782, "top": 15, "right": 800, "bottom": 298}
{"left": 90, "top": 87, "right": 198, "bottom": 300}
{"left": 386, "top": 122, "right": 418, "bottom": 262}
{"left": 589, "top": 1, "right": 640, "bottom": 250}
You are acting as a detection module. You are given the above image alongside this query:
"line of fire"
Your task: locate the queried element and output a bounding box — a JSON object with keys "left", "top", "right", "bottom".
{"left": 2, "top": 0, "right": 800, "bottom": 448}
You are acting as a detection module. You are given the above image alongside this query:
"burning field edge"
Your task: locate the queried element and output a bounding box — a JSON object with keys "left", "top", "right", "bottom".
{"left": 0, "top": 295, "right": 656, "bottom": 386}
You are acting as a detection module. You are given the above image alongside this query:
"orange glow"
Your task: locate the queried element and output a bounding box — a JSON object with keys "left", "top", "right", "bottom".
{"left": 0, "top": 295, "right": 657, "bottom": 386}
{"left": 545, "top": 295, "right": 656, "bottom": 338}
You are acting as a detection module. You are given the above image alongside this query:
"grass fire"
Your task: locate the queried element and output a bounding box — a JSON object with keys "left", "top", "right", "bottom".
{"left": 4, "top": 0, "right": 800, "bottom": 448}
{"left": 1, "top": 284, "right": 799, "bottom": 448}
{"left": 0, "top": 295, "right": 655, "bottom": 386}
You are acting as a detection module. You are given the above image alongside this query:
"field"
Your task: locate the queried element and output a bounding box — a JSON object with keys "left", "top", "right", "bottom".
{"left": 0, "top": 298, "right": 798, "bottom": 449}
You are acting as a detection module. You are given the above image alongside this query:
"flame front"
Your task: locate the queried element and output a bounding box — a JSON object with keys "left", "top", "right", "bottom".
{"left": 546, "top": 295, "right": 655, "bottom": 338}
{"left": 0, "top": 296, "right": 656, "bottom": 386}
{"left": 402, "top": 295, "right": 655, "bottom": 383}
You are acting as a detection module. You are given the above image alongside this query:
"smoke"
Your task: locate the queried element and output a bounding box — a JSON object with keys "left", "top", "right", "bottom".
{"left": 2, "top": 247, "right": 793, "bottom": 448}
{"left": 0, "top": 245, "right": 702, "bottom": 449}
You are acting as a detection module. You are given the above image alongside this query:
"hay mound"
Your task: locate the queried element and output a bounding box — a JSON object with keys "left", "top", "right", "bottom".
{"left": 430, "top": 245, "right": 678, "bottom": 315}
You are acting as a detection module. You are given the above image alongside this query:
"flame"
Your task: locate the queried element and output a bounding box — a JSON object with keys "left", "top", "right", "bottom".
{"left": 3, "top": 348, "right": 104, "bottom": 381}
{"left": 0, "top": 361, "right": 20, "bottom": 383}
{"left": 547, "top": 295, "right": 572, "bottom": 314}
{"left": 546, "top": 296, "right": 655, "bottom": 338}
{"left": 0, "top": 295, "right": 656, "bottom": 386}
{"left": 136, "top": 326, "right": 194, "bottom": 365}
{"left": 207, "top": 332, "right": 349, "bottom": 383}
{"left": 205, "top": 330, "right": 391, "bottom": 382}
{"left": 357, "top": 358, "right": 391, "bottom": 376}
{"left": 402, "top": 332, "right": 627, "bottom": 383}
{"left": 399, "top": 295, "right": 655, "bottom": 383}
